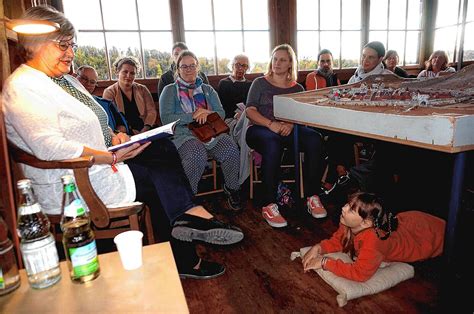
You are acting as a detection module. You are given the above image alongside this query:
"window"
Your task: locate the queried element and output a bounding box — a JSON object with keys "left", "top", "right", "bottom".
{"left": 369, "top": 0, "right": 423, "bottom": 66}
{"left": 434, "top": 0, "right": 474, "bottom": 63}
{"left": 182, "top": 0, "right": 270, "bottom": 75}
{"left": 296, "top": 0, "right": 361, "bottom": 70}
{"left": 63, "top": 0, "right": 173, "bottom": 80}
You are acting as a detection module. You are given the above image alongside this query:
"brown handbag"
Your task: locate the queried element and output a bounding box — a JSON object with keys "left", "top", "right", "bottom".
{"left": 188, "top": 112, "right": 230, "bottom": 143}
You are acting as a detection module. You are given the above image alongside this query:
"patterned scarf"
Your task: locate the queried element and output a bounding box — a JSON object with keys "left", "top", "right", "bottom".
{"left": 176, "top": 76, "right": 208, "bottom": 113}
{"left": 50, "top": 76, "right": 112, "bottom": 147}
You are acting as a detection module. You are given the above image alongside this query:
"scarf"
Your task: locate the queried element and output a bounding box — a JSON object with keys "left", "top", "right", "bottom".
{"left": 351, "top": 63, "right": 387, "bottom": 83}
{"left": 176, "top": 76, "right": 208, "bottom": 114}
{"left": 316, "top": 68, "right": 338, "bottom": 87}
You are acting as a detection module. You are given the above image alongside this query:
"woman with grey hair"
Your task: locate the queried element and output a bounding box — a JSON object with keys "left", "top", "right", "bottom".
{"left": 103, "top": 56, "right": 157, "bottom": 134}
{"left": 3, "top": 5, "right": 243, "bottom": 279}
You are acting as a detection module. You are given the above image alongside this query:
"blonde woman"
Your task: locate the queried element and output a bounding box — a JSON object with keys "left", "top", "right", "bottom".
{"left": 417, "top": 50, "right": 456, "bottom": 79}
{"left": 245, "top": 44, "right": 326, "bottom": 228}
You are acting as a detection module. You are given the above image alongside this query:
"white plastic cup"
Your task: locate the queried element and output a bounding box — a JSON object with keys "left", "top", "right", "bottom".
{"left": 114, "top": 231, "right": 144, "bottom": 270}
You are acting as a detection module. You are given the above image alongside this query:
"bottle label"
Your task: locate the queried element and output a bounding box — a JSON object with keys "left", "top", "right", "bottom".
{"left": 64, "top": 183, "right": 76, "bottom": 193}
{"left": 64, "top": 199, "right": 86, "bottom": 217}
{"left": 21, "top": 235, "right": 59, "bottom": 276}
{"left": 0, "top": 268, "right": 4, "bottom": 289}
{"left": 18, "top": 203, "right": 42, "bottom": 215}
{"left": 69, "top": 241, "right": 99, "bottom": 277}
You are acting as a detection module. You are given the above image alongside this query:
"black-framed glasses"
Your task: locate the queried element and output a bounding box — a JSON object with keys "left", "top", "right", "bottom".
{"left": 50, "top": 39, "right": 78, "bottom": 52}
{"left": 179, "top": 64, "right": 197, "bottom": 71}
{"left": 234, "top": 63, "right": 249, "bottom": 69}
{"left": 78, "top": 75, "right": 98, "bottom": 86}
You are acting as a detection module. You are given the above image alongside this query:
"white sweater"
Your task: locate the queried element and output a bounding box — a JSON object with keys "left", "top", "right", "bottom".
{"left": 2, "top": 64, "right": 135, "bottom": 214}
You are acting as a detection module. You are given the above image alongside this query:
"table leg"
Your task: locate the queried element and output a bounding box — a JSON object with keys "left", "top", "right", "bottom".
{"left": 445, "top": 151, "right": 466, "bottom": 264}
{"left": 294, "top": 124, "right": 302, "bottom": 209}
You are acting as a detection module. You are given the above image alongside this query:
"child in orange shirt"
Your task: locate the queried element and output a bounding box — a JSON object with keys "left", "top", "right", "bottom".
{"left": 302, "top": 192, "right": 445, "bottom": 282}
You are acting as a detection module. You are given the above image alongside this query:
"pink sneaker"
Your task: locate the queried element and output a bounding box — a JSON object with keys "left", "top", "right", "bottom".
{"left": 307, "top": 195, "right": 327, "bottom": 218}
{"left": 262, "top": 203, "right": 287, "bottom": 228}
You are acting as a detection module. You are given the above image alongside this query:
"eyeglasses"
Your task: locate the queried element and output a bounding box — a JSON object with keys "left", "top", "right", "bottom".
{"left": 51, "top": 39, "right": 78, "bottom": 52}
{"left": 234, "top": 63, "right": 249, "bottom": 69}
{"left": 179, "top": 64, "right": 197, "bottom": 71}
{"left": 78, "top": 75, "right": 98, "bottom": 86}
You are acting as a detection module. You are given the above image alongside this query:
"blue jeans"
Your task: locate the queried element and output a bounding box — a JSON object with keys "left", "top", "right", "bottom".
{"left": 246, "top": 125, "right": 323, "bottom": 206}
{"left": 126, "top": 138, "right": 196, "bottom": 224}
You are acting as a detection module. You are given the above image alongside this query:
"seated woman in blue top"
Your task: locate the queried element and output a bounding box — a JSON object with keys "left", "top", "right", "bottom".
{"left": 159, "top": 50, "right": 242, "bottom": 211}
{"left": 245, "top": 44, "right": 326, "bottom": 228}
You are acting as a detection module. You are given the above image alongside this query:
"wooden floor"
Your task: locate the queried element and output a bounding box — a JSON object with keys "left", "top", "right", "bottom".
{"left": 179, "top": 193, "right": 452, "bottom": 314}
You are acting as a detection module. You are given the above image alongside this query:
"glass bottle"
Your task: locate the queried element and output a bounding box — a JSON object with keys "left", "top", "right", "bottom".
{"left": 60, "top": 175, "right": 100, "bottom": 283}
{"left": 0, "top": 216, "right": 21, "bottom": 295}
{"left": 16, "top": 179, "right": 61, "bottom": 289}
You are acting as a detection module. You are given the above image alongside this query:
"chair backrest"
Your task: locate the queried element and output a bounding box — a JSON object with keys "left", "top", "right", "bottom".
{"left": 8, "top": 142, "right": 110, "bottom": 228}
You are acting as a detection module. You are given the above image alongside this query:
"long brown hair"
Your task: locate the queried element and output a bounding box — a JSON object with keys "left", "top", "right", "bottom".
{"left": 341, "top": 192, "right": 398, "bottom": 258}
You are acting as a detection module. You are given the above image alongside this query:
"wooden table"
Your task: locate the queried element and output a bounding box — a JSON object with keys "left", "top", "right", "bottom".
{"left": 273, "top": 73, "right": 474, "bottom": 263}
{"left": 0, "top": 242, "right": 189, "bottom": 313}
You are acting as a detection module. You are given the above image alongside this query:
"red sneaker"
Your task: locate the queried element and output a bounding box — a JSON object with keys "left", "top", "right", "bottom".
{"left": 262, "top": 203, "right": 288, "bottom": 228}
{"left": 307, "top": 195, "right": 327, "bottom": 218}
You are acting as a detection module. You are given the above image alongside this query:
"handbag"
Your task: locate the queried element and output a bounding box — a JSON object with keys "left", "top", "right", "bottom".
{"left": 188, "top": 112, "right": 230, "bottom": 143}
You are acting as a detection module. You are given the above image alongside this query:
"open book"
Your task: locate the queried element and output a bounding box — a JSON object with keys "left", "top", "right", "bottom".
{"left": 108, "top": 120, "right": 179, "bottom": 152}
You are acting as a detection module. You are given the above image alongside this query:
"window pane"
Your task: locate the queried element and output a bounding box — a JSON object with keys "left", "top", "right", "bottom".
{"left": 468, "top": 0, "right": 474, "bottom": 22}
{"left": 242, "top": 0, "right": 269, "bottom": 30}
{"left": 102, "top": 0, "right": 138, "bottom": 30}
{"left": 63, "top": 0, "right": 102, "bottom": 30}
{"left": 369, "top": 31, "right": 388, "bottom": 47}
{"left": 463, "top": 22, "right": 474, "bottom": 61}
{"left": 320, "top": 0, "right": 340, "bottom": 30}
{"left": 320, "top": 31, "right": 340, "bottom": 68}
{"left": 75, "top": 32, "right": 109, "bottom": 80}
{"left": 297, "top": 31, "right": 319, "bottom": 70}
{"left": 184, "top": 31, "right": 216, "bottom": 75}
{"left": 141, "top": 32, "right": 173, "bottom": 78}
{"left": 405, "top": 31, "right": 420, "bottom": 64}
{"left": 216, "top": 32, "right": 243, "bottom": 74}
{"left": 370, "top": 0, "right": 388, "bottom": 30}
{"left": 137, "top": 0, "right": 171, "bottom": 30}
{"left": 214, "top": 0, "right": 241, "bottom": 30}
{"left": 389, "top": 0, "right": 406, "bottom": 30}
{"left": 433, "top": 27, "right": 457, "bottom": 62}
{"left": 297, "top": 0, "right": 318, "bottom": 30}
{"left": 341, "top": 31, "right": 360, "bottom": 68}
{"left": 407, "top": 0, "right": 422, "bottom": 29}
{"left": 183, "top": 0, "right": 213, "bottom": 30}
{"left": 436, "top": 0, "right": 460, "bottom": 28}
{"left": 106, "top": 32, "right": 142, "bottom": 79}
{"left": 387, "top": 31, "right": 405, "bottom": 63}
{"left": 342, "top": 0, "right": 361, "bottom": 30}
{"left": 244, "top": 31, "right": 270, "bottom": 72}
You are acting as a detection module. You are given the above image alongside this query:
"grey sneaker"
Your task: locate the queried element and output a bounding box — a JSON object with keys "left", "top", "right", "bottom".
{"left": 223, "top": 185, "right": 242, "bottom": 211}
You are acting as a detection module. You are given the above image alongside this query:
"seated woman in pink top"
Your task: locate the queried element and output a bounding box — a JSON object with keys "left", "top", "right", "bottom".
{"left": 417, "top": 50, "right": 456, "bottom": 79}
{"left": 302, "top": 192, "right": 445, "bottom": 282}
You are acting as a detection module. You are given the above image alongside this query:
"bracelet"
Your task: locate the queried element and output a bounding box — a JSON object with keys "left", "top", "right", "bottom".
{"left": 111, "top": 152, "right": 118, "bottom": 173}
{"left": 321, "top": 256, "right": 328, "bottom": 270}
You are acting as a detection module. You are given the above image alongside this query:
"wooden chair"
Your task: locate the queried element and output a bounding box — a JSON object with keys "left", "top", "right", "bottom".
{"left": 249, "top": 148, "right": 304, "bottom": 199}
{"left": 195, "top": 158, "right": 224, "bottom": 197}
{"left": 8, "top": 143, "right": 155, "bottom": 245}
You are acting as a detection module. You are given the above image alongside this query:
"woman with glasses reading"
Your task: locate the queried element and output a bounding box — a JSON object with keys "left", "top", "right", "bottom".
{"left": 160, "top": 50, "right": 242, "bottom": 211}
{"left": 103, "top": 56, "right": 157, "bottom": 135}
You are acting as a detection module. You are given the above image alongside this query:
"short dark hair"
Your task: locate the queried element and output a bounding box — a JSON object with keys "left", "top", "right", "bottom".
{"left": 317, "top": 49, "right": 333, "bottom": 61}
{"left": 364, "top": 41, "right": 385, "bottom": 59}
{"left": 172, "top": 42, "right": 188, "bottom": 51}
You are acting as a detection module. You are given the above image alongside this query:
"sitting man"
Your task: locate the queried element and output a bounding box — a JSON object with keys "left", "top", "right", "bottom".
{"left": 305, "top": 49, "right": 340, "bottom": 90}
{"left": 158, "top": 42, "right": 209, "bottom": 98}
{"left": 217, "top": 54, "right": 252, "bottom": 122}
{"left": 348, "top": 41, "right": 392, "bottom": 84}
{"left": 76, "top": 65, "right": 129, "bottom": 134}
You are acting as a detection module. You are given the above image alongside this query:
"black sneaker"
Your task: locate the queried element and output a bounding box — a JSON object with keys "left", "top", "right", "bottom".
{"left": 172, "top": 214, "right": 244, "bottom": 245}
{"left": 179, "top": 260, "right": 226, "bottom": 280}
{"left": 223, "top": 185, "right": 242, "bottom": 211}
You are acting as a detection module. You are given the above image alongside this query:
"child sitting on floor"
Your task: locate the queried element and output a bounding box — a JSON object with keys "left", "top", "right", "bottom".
{"left": 302, "top": 192, "right": 445, "bottom": 282}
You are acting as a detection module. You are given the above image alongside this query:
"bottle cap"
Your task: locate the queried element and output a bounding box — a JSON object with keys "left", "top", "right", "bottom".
{"left": 61, "top": 174, "right": 74, "bottom": 184}
{"left": 16, "top": 179, "right": 31, "bottom": 189}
